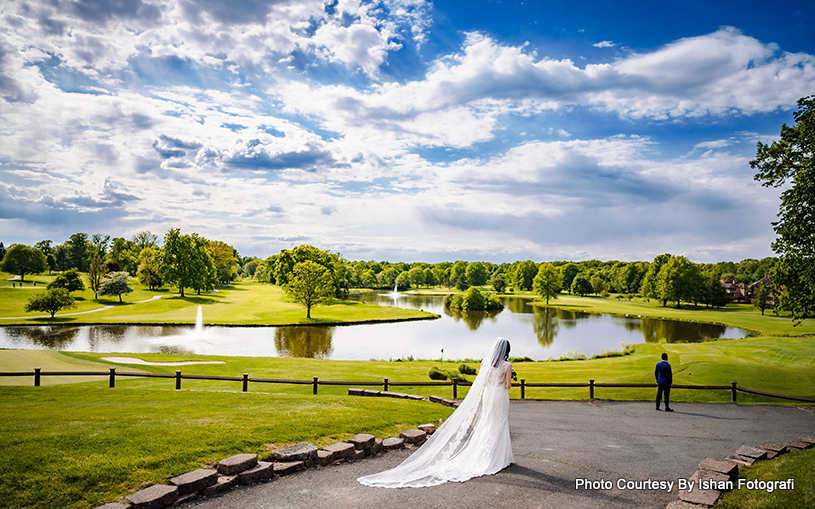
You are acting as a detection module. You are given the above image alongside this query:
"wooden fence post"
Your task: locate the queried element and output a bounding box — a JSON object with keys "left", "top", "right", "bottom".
{"left": 175, "top": 370, "right": 182, "bottom": 390}
{"left": 242, "top": 373, "right": 249, "bottom": 392}
{"left": 109, "top": 367, "right": 116, "bottom": 388}
{"left": 34, "top": 367, "right": 41, "bottom": 387}
{"left": 589, "top": 379, "right": 595, "bottom": 399}
{"left": 452, "top": 377, "right": 458, "bottom": 399}
{"left": 313, "top": 376, "right": 319, "bottom": 395}
{"left": 730, "top": 381, "right": 737, "bottom": 403}
{"left": 520, "top": 379, "right": 526, "bottom": 400}
{"left": 383, "top": 377, "right": 389, "bottom": 392}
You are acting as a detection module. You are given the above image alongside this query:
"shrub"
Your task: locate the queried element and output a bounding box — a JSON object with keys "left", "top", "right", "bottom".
{"left": 509, "top": 356, "right": 534, "bottom": 363}
{"left": 428, "top": 366, "right": 447, "bottom": 380}
{"left": 458, "top": 363, "right": 477, "bottom": 375}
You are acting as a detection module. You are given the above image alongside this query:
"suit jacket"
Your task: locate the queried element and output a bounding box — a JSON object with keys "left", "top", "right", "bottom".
{"left": 655, "top": 360, "right": 672, "bottom": 385}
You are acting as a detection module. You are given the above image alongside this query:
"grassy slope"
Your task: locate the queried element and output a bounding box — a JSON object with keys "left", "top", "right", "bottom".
{"left": 715, "top": 448, "right": 815, "bottom": 509}
{"left": 0, "top": 385, "right": 453, "bottom": 509}
{"left": 0, "top": 278, "right": 434, "bottom": 325}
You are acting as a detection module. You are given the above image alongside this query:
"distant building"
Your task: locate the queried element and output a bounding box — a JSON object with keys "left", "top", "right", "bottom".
{"left": 721, "top": 280, "right": 746, "bottom": 302}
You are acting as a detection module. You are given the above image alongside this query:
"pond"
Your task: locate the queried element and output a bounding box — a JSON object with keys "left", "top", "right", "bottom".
{"left": 0, "top": 292, "right": 750, "bottom": 361}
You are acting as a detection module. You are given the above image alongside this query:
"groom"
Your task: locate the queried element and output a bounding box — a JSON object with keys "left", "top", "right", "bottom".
{"left": 655, "top": 353, "right": 673, "bottom": 412}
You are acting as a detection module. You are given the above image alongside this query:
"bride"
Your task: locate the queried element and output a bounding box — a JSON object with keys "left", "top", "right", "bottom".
{"left": 358, "top": 337, "right": 514, "bottom": 488}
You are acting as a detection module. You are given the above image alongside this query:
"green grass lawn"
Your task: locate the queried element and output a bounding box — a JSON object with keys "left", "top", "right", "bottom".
{"left": 0, "top": 279, "right": 435, "bottom": 325}
{"left": 0, "top": 385, "right": 453, "bottom": 509}
{"left": 715, "top": 448, "right": 815, "bottom": 508}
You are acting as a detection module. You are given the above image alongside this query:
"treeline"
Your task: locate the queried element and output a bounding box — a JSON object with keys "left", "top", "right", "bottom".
{"left": 0, "top": 230, "right": 242, "bottom": 298}
{"left": 2, "top": 233, "right": 776, "bottom": 311}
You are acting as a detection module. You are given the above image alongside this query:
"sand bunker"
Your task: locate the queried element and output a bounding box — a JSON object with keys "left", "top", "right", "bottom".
{"left": 102, "top": 357, "right": 225, "bottom": 366}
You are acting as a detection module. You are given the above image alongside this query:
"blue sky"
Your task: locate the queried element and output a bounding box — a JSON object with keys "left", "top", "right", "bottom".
{"left": 1, "top": 0, "right": 814, "bottom": 263}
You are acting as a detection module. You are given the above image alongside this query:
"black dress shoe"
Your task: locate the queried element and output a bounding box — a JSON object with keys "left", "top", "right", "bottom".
{"left": 656, "top": 407, "right": 661, "bottom": 411}
{"left": 665, "top": 408, "right": 674, "bottom": 412}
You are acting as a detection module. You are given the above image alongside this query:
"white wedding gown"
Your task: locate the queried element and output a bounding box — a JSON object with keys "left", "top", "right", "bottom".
{"left": 358, "top": 338, "right": 514, "bottom": 488}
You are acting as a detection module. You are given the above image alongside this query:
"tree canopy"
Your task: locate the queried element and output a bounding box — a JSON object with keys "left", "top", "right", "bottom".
{"left": 99, "top": 271, "right": 134, "bottom": 302}
{"left": 283, "top": 260, "right": 335, "bottom": 318}
{"left": 533, "top": 263, "right": 562, "bottom": 304}
{"left": 47, "top": 268, "right": 85, "bottom": 293}
{"left": 25, "top": 288, "right": 76, "bottom": 318}
{"left": 1, "top": 244, "right": 46, "bottom": 281}
{"left": 752, "top": 95, "right": 815, "bottom": 322}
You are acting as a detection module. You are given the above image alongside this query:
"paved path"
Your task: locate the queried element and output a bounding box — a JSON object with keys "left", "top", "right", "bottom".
{"left": 183, "top": 401, "right": 814, "bottom": 509}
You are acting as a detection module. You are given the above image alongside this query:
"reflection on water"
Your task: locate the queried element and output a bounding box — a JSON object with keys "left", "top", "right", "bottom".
{"left": 274, "top": 327, "right": 333, "bottom": 358}
{"left": 0, "top": 292, "right": 750, "bottom": 360}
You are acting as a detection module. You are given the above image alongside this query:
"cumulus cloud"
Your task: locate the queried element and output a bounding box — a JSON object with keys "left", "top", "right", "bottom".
{"left": 593, "top": 41, "right": 616, "bottom": 48}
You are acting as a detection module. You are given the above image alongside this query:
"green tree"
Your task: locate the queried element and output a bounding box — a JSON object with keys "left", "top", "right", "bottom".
{"left": 640, "top": 253, "right": 671, "bottom": 301}
{"left": 160, "top": 228, "right": 195, "bottom": 297}
{"left": 423, "top": 267, "right": 436, "bottom": 287}
{"left": 395, "top": 270, "right": 411, "bottom": 290}
{"left": 87, "top": 254, "right": 105, "bottom": 300}
{"left": 207, "top": 240, "right": 238, "bottom": 283}
{"left": 283, "top": 260, "right": 335, "bottom": 318}
{"left": 465, "top": 262, "right": 489, "bottom": 287}
{"left": 491, "top": 272, "right": 507, "bottom": 293}
{"left": 408, "top": 266, "right": 426, "bottom": 287}
{"left": 533, "top": 263, "right": 562, "bottom": 304}
{"left": 1, "top": 244, "right": 46, "bottom": 281}
{"left": 273, "top": 245, "right": 338, "bottom": 288}
{"left": 560, "top": 262, "right": 579, "bottom": 294}
{"left": 52, "top": 244, "right": 68, "bottom": 272}
{"left": 450, "top": 261, "right": 468, "bottom": 288}
{"left": 511, "top": 260, "right": 538, "bottom": 291}
{"left": 66, "top": 233, "right": 89, "bottom": 271}
{"left": 571, "top": 276, "right": 593, "bottom": 297}
{"left": 110, "top": 237, "right": 140, "bottom": 275}
{"left": 655, "top": 255, "right": 700, "bottom": 308}
{"left": 89, "top": 234, "right": 110, "bottom": 261}
{"left": 48, "top": 268, "right": 85, "bottom": 293}
{"left": 751, "top": 95, "right": 815, "bottom": 323}
{"left": 751, "top": 284, "right": 774, "bottom": 316}
{"left": 133, "top": 230, "right": 158, "bottom": 251}
{"left": 589, "top": 276, "right": 607, "bottom": 295}
{"left": 25, "top": 288, "right": 76, "bottom": 318}
{"left": 137, "top": 247, "right": 163, "bottom": 290}
{"left": 189, "top": 234, "right": 219, "bottom": 295}
{"left": 461, "top": 286, "right": 486, "bottom": 310}
{"left": 99, "top": 272, "right": 134, "bottom": 302}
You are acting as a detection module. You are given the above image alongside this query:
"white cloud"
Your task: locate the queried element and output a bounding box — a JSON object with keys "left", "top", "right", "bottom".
{"left": 593, "top": 41, "right": 616, "bottom": 48}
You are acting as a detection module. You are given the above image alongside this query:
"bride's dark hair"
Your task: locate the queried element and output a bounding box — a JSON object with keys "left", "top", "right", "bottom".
{"left": 505, "top": 341, "right": 511, "bottom": 360}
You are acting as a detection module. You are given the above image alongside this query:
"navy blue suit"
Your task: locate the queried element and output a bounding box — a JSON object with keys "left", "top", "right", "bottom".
{"left": 655, "top": 360, "right": 672, "bottom": 410}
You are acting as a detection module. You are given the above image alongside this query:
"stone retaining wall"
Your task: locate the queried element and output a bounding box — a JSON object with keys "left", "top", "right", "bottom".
{"left": 666, "top": 434, "right": 815, "bottom": 509}
{"left": 93, "top": 424, "right": 438, "bottom": 509}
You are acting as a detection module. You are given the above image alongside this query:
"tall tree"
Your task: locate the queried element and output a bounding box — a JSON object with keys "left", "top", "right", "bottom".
{"left": 751, "top": 95, "right": 815, "bottom": 323}
{"left": 160, "top": 228, "right": 195, "bottom": 297}
{"left": 189, "top": 234, "right": 218, "bottom": 295}
{"left": 533, "top": 263, "right": 562, "bottom": 304}
{"left": 86, "top": 255, "right": 105, "bottom": 300}
{"left": 137, "top": 247, "right": 163, "bottom": 290}
{"left": 465, "top": 262, "right": 489, "bottom": 287}
{"left": 512, "top": 260, "right": 538, "bottom": 291}
{"left": 207, "top": 240, "right": 239, "bottom": 283}
{"left": 640, "top": 253, "right": 672, "bottom": 301}
{"left": 283, "top": 260, "right": 335, "bottom": 318}
{"left": 273, "top": 245, "right": 338, "bottom": 287}
{"left": 89, "top": 234, "right": 110, "bottom": 262}
{"left": 133, "top": 230, "right": 158, "bottom": 251}
{"left": 560, "top": 262, "right": 579, "bottom": 294}
{"left": 66, "top": 233, "right": 89, "bottom": 271}
{"left": 655, "top": 255, "right": 700, "bottom": 308}
{"left": 1, "top": 244, "right": 46, "bottom": 281}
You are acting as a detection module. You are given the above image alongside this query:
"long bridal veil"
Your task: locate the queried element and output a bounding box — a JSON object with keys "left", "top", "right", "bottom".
{"left": 358, "top": 337, "right": 514, "bottom": 488}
